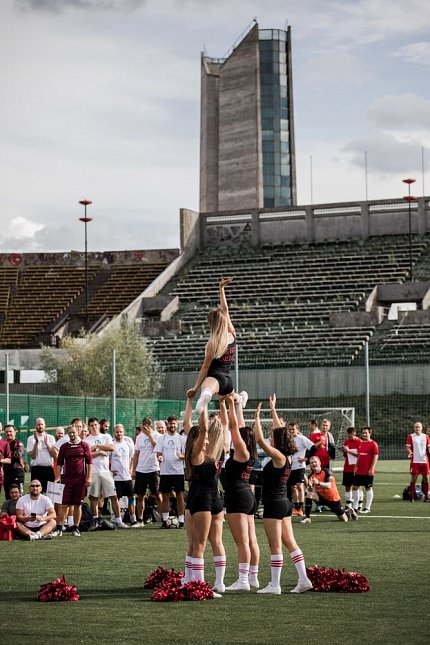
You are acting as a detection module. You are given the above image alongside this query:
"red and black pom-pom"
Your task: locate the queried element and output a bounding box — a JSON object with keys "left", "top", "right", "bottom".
{"left": 144, "top": 567, "right": 214, "bottom": 602}
{"left": 38, "top": 575, "right": 80, "bottom": 602}
{"left": 306, "top": 565, "right": 370, "bottom": 593}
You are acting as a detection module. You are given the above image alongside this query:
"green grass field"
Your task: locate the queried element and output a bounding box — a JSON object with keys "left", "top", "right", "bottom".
{"left": 1, "top": 461, "right": 429, "bottom": 645}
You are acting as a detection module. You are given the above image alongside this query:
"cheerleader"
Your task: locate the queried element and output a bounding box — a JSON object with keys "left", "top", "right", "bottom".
{"left": 186, "top": 277, "right": 247, "bottom": 413}
{"left": 224, "top": 394, "right": 260, "bottom": 591}
{"left": 253, "top": 402, "right": 313, "bottom": 594}
{"left": 183, "top": 400, "right": 227, "bottom": 593}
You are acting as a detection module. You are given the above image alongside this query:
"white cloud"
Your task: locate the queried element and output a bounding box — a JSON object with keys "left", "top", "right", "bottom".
{"left": 0, "top": 217, "right": 45, "bottom": 245}
{"left": 300, "top": 51, "right": 374, "bottom": 87}
{"left": 366, "top": 94, "right": 430, "bottom": 131}
{"left": 343, "top": 133, "right": 426, "bottom": 175}
{"left": 393, "top": 41, "right": 430, "bottom": 65}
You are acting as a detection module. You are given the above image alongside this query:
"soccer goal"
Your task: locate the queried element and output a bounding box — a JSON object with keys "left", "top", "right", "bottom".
{"left": 241, "top": 407, "right": 355, "bottom": 460}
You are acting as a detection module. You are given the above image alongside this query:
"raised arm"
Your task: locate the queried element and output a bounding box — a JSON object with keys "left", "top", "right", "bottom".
{"left": 225, "top": 394, "right": 248, "bottom": 462}
{"left": 254, "top": 402, "right": 285, "bottom": 468}
{"left": 187, "top": 352, "right": 213, "bottom": 399}
{"left": 219, "top": 399, "right": 230, "bottom": 454}
{"left": 183, "top": 395, "right": 194, "bottom": 435}
{"left": 191, "top": 409, "right": 208, "bottom": 466}
{"left": 219, "top": 277, "right": 235, "bottom": 333}
{"left": 269, "top": 394, "right": 283, "bottom": 429}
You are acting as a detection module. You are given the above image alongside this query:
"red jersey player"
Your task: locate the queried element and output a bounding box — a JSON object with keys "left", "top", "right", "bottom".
{"left": 341, "top": 427, "right": 361, "bottom": 509}
{"left": 406, "top": 422, "right": 430, "bottom": 502}
{"left": 352, "top": 427, "right": 379, "bottom": 514}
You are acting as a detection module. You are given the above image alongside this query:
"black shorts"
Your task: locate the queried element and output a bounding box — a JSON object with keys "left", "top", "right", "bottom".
{"left": 207, "top": 369, "right": 233, "bottom": 396}
{"left": 249, "top": 470, "right": 263, "bottom": 486}
{"left": 288, "top": 468, "right": 306, "bottom": 485}
{"left": 317, "top": 496, "right": 344, "bottom": 517}
{"left": 159, "top": 474, "right": 185, "bottom": 494}
{"left": 188, "top": 488, "right": 223, "bottom": 516}
{"left": 115, "top": 480, "right": 134, "bottom": 498}
{"left": 353, "top": 474, "right": 374, "bottom": 489}
{"left": 342, "top": 471, "right": 355, "bottom": 487}
{"left": 225, "top": 489, "right": 256, "bottom": 515}
{"left": 263, "top": 497, "right": 292, "bottom": 520}
{"left": 30, "top": 465, "right": 55, "bottom": 493}
{"left": 134, "top": 471, "right": 160, "bottom": 496}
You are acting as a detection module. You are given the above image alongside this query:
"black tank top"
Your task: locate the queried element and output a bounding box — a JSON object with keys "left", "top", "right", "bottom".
{"left": 192, "top": 460, "right": 218, "bottom": 488}
{"left": 262, "top": 458, "right": 291, "bottom": 504}
{"left": 224, "top": 457, "right": 254, "bottom": 495}
{"left": 208, "top": 334, "right": 236, "bottom": 374}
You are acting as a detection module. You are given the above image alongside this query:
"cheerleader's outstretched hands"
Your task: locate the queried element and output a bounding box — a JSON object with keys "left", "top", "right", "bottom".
{"left": 219, "top": 277, "right": 234, "bottom": 289}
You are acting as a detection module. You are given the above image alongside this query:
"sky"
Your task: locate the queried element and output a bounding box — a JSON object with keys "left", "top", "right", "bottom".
{"left": 1, "top": 0, "right": 430, "bottom": 253}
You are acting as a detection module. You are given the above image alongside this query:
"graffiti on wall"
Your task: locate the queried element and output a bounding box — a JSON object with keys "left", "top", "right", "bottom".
{"left": 206, "top": 222, "right": 252, "bottom": 247}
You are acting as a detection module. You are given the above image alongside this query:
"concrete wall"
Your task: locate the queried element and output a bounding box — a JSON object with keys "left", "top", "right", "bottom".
{"left": 198, "top": 197, "right": 430, "bottom": 248}
{"left": 162, "top": 363, "right": 430, "bottom": 400}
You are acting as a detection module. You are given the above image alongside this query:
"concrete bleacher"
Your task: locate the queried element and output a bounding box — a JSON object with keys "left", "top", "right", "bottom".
{"left": 0, "top": 252, "right": 174, "bottom": 348}
{"left": 146, "top": 235, "right": 430, "bottom": 370}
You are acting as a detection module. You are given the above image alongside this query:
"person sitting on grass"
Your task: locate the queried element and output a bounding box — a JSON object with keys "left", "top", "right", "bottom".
{"left": 15, "top": 480, "right": 56, "bottom": 540}
{"left": 1, "top": 483, "right": 22, "bottom": 517}
{"left": 301, "top": 456, "right": 357, "bottom": 524}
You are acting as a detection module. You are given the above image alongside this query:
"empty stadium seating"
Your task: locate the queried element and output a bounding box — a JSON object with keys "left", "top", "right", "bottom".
{"left": 146, "top": 235, "right": 430, "bottom": 370}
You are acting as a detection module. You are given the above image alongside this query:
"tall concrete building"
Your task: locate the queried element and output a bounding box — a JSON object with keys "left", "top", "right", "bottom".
{"left": 200, "top": 21, "right": 296, "bottom": 213}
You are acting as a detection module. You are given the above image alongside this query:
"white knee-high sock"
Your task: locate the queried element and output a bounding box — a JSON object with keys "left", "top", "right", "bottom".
{"left": 249, "top": 564, "right": 259, "bottom": 584}
{"left": 183, "top": 555, "right": 193, "bottom": 584}
{"left": 366, "top": 488, "right": 374, "bottom": 510}
{"left": 239, "top": 562, "right": 250, "bottom": 584}
{"left": 214, "top": 555, "right": 226, "bottom": 586}
{"left": 195, "top": 388, "right": 213, "bottom": 413}
{"left": 270, "top": 554, "right": 283, "bottom": 587}
{"left": 352, "top": 489, "right": 360, "bottom": 510}
{"left": 290, "top": 549, "right": 308, "bottom": 583}
{"left": 192, "top": 557, "right": 205, "bottom": 582}
{"left": 345, "top": 491, "right": 352, "bottom": 505}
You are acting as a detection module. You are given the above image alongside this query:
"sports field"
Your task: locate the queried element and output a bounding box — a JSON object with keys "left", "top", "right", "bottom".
{"left": 1, "top": 461, "right": 429, "bottom": 645}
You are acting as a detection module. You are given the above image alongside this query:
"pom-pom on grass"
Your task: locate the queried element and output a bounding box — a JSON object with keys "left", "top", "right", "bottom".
{"left": 144, "top": 567, "right": 215, "bottom": 601}
{"left": 38, "top": 575, "right": 79, "bottom": 602}
{"left": 144, "top": 567, "right": 184, "bottom": 589}
{"left": 306, "top": 565, "right": 370, "bottom": 593}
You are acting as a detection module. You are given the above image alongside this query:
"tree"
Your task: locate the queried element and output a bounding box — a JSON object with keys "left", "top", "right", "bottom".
{"left": 41, "top": 319, "right": 163, "bottom": 398}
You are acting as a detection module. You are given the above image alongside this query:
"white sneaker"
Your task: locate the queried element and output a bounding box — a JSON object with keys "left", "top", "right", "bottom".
{"left": 29, "top": 533, "right": 37, "bottom": 541}
{"left": 115, "top": 521, "right": 129, "bottom": 529}
{"left": 225, "top": 579, "right": 250, "bottom": 591}
{"left": 212, "top": 592, "right": 223, "bottom": 598}
{"left": 257, "top": 583, "right": 281, "bottom": 595}
{"left": 249, "top": 577, "right": 260, "bottom": 589}
{"left": 195, "top": 391, "right": 212, "bottom": 414}
{"left": 130, "top": 521, "right": 143, "bottom": 528}
{"left": 238, "top": 391, "right": 249, "bottom": 409}
{"left": 212, "top": 583, "right": 226, "bottom": 593}
{"left": 359, "top": 508, "right": 370, "bottom": 514}
{"left": 300, "top": 517, "right": 311, "bottom": 524}
{"left": 290, "top": 580, "right": 313, "bottom": 594}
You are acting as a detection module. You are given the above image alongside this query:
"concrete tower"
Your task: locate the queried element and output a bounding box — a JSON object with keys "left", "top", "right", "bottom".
{"left": 200, "top": 22, "right": 296, "bottom": 213}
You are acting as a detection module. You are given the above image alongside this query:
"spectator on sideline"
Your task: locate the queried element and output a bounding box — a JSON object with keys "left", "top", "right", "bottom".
{"left": 308, "top": 419, "right": 319, "bottom": 438}
{"left": 0, "top": 428, "right": 12, "bottom": 496}
{"left": 15, "top": 480, "right": 56, "bottom": 540}
{"left": 1, "top": 483, "right": 22, "bottom": 516}
{"left": 99, "top": 419, "right": 110, "bottom": 435}
{"left": 301, "top": 456, "right": 356, "bottom": 523}
{"left": 156, "top": 415, "right": 186, "bottom": 528}
{"left": 110, "top": 424, "right": 136, "bottom": 524}
{"left": 54, "top": 427, "right": 65, "bottom": 441}
{"left": 131, "top": 417, "right": 162, "bottom": 527}
{"left": 341, "top": 427, "right": 361, "bottom": 509}
{"left": 85, "top": 417, "right": 128, "bottom": 529}
{"left": 309, "top": 418, "right": 335, "bottom": 513}
{"left": 406, "top": 421, "right": 430, "bottom": 502}
{"left": 155, "top": 420, "right": 167, "bottom": 435}
{"left": 26, "top": 418, "right": 56, "bottom": 492}
{"left": 53, "top": 425, "right": 93, "bottom": 537}
{"left": 288, "top": 422, "right": 314, "bottom": 517}
{"left": 3, "top": 425, "right": 24, "bottom": 499}
{"left": 352, "top": 427, "right": 379, "bottom": 514}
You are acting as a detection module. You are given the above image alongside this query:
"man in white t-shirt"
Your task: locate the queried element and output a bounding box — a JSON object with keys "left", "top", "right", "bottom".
{"left": 15, "top": 479, "right": 56, "bottom": 540}
{"left": 156, "top": 416, "right": 186, "bottom": 528}
{"left": 26, "top": 418, "right": 56, "bottom": 492}
{"left": 406, "top": 421, "right": 430, "bottom": 502}
{"left": 289, "top": 423, "right": 315, "bottom": 516}
{"left": 111, "top": 424, "right": 136, "bottom": 524}
{"left": 131, "top": 417, "right": 162, "bottom": 527}
{"left": 85, "top": 417, "right": 128, "bottom": 529}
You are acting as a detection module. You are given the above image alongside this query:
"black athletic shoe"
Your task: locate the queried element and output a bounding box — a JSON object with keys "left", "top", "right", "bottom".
{"left": 161, "top": 521, "right": 168, "bottom": 529}
{"left": 178, "top": 521, "right": 184, "bottom": 528}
